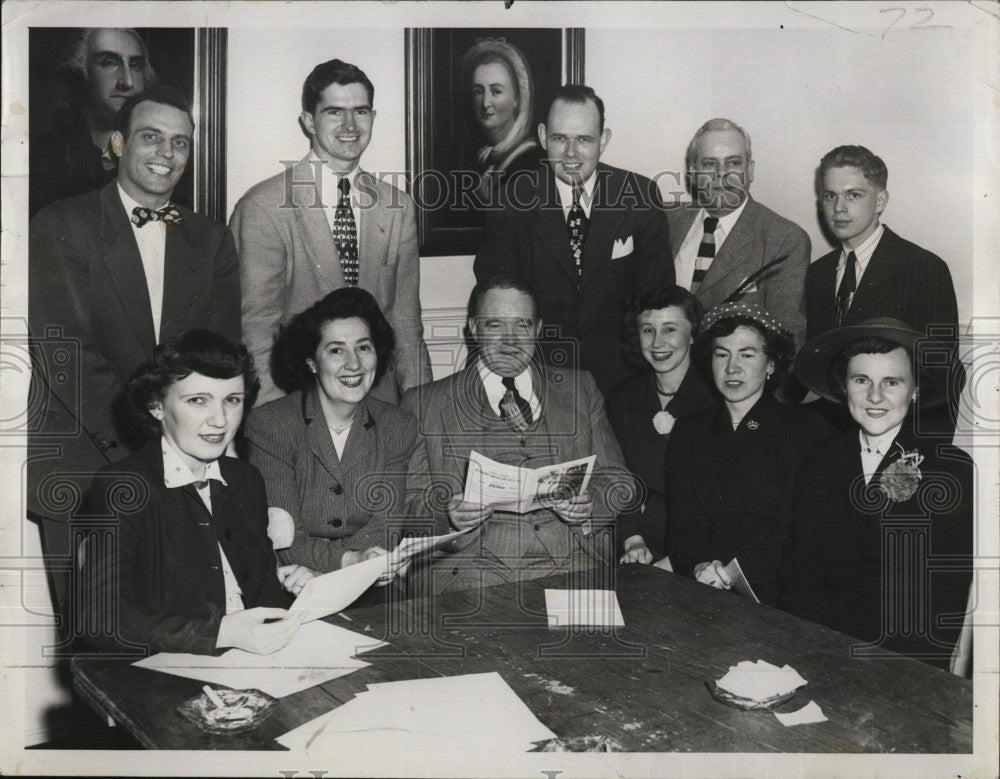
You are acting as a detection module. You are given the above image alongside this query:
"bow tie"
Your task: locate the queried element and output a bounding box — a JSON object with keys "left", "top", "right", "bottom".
{"left": 131, "top": 205, "right": 183, "bottom": 228}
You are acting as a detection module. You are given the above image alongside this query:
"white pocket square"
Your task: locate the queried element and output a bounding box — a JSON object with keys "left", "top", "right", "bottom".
{"left": 740, "top": 281, "right": 759, "bottom": 294}
{"left": 611, "top": 236, "right": 634, "bottom": 259}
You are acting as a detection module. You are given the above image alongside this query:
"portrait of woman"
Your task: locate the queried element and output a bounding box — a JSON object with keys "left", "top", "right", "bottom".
{"left": 607, "top": 286, "right": 715, "bottom": 564}
{"left": 460, "top": 37, "right": 545, "bottom": 202}
{"left": 244, "top": 288, "right": 419, "bottom": 597}
{"left": 83, "top": 330, "right": 295, "bottom": 656}
{"left": 666, "top": 301, "right": 826, "bottom": 605}
{"left": 780, "top": 318, "right": 973, "bottom": 670}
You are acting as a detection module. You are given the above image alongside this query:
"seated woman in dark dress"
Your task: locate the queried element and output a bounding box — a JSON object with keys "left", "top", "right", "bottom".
{"left": 667, "top": 302, "right": 826, "bottom": 604}
{"left": 780, "top": 318, "right": 973, "bottom": 670}
{"left": 607, "top": 286, "right": 714, "bottom": 565}
{"left": 244, "top": 288, "right": 418, "bottom": 597}
{"left": 84, "top": 330, "right": 295, "bottom": 655}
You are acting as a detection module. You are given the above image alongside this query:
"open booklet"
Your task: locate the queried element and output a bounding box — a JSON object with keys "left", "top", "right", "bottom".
{"left": 463, "top": 450, "right": 596, "bottom": 514}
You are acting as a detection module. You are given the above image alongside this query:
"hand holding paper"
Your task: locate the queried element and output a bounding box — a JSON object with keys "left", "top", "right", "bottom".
{"left": 550, "top": 491, "right": 593, "bottom": 524}
{"left": 463, "top": 451, "right": 596, "bottom": 514}
{"left": 215, "top": 607, "right": 298, "bottom": 654}
{"left": 447, "top": 495, "right": 494, "bottom": 530}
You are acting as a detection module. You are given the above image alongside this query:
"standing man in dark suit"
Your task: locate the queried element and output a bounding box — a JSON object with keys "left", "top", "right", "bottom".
{"left": 669, "top": 118, "right": 810, "bottom": 347}
{"left": 28, "top": 84, "right": 240, "bottom": 626}
{"left": 806, "top": 145, "right": 962, "bottom": 436}
{"left": 232, "top": 59, "right": 431, "bottom": 407}
{"left": 474, "top": 85, "right": 673, "bottom": 396}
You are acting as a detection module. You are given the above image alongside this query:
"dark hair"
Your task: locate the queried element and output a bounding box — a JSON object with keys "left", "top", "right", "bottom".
{"left": 126, "top": 330, "right": 259, "bottom": 435}
{"left": 301, "top": 59, "right": 374, "bottom": 114}
{"left": 114, "top": 84, "right": 194, "bottom": 139}
{"left": 272, "top": 287, "right": 395, "bottom": 393}
{"left": 819, "top": 145, "right": 888, "bottom": 190}
{"left": 827, "top": 336, "right": 915, "bottom": 401}
{"left": 467, "top": 273, "right": 538, "bottom": 320}
{"left": 695, "top": 315, "right": 796, "bottom": 392}
{"left": 622, "top": 286, "right": 703, "bottom": 370}
{"left": 547, "top": 84, "right": 605, "bottom": 133}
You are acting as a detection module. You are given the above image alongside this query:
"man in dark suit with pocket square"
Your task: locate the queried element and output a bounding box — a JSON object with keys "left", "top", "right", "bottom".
{"left": 474, "top": 85, "right": 674, "bottom": 396}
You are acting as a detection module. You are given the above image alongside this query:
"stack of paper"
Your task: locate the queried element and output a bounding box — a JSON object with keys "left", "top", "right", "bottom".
{"left": 134, "top": 621, "right": 386, "bottom": 698}
{"left": 277, "top": 672, "right": 556, "bottom": 753}
{"left": 544, "top": 589, "right": 625, "bottom": 628}
{"left": 715, "top": 659, "right": 808, "bottom": 702}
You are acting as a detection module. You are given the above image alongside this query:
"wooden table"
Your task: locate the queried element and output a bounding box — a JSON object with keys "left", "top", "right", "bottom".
{"left": 71, "top": 564, "right": 972, "bottom": 752}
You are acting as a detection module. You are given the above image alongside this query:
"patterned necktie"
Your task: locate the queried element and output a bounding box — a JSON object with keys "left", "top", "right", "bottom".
{"left": 131, "top": 205, "right": 183, "bottom": 228}
{"left": 567, "top": 185, "right": 589, "bottom": 279}
{"left": 690, "top": 216, "right": 719, "bottom": 294}
{"left": 836, "top": 250, "right": 858, "bottom": 326}
{"left": 334, "top": 178, "right": 359, "bottom": 287}
{"left": 499, "top": 376, "right": 533, "bottom": 431}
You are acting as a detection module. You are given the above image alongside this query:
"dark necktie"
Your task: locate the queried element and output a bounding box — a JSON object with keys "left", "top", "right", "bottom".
{"left": 836, "top": 250, "right": 858, "bottom": 325}
{"left": 690, "top": 216, "right": 719, "bottom": 293}
{"left": 499, "top": 376, "right": 533, "bottom": 431}
{"left": 567, "top": 185, "right": 589, "bottom": 279}
{"left": 334, "top": 178, "right": 359, "bottom": 287}
{"left": 131, "top": 205, "right": 183, "bottom": 228}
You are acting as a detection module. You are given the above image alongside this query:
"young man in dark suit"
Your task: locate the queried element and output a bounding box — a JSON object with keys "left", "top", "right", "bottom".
{"left": 474, "top": 85, "right": 674, "bottom": 396}
{"left": 28, "top": 84, "right": 240, "bottom": 628}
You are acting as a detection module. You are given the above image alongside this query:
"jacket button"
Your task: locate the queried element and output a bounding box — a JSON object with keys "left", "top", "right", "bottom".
{"left": 328, "top": 518, "right": 343, "bottom": 527}
{"left": 451, "top": 568, "right": 458, "bottom": 576}
{"left": 520, "top": 439, "right": 527, "bottom": 447}
{"left": 330, "top": 485, "right": 344, "bottom": 495}
{"left": 533, "top": 524, "right": 540, "bottom": 531}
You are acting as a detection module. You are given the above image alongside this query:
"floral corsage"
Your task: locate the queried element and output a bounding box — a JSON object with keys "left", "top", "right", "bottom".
{"left": 879, "top": 444, "right": 924, "bottom": 502}
{"left": 652, "top": 410, "right": 676, "bottom": 435}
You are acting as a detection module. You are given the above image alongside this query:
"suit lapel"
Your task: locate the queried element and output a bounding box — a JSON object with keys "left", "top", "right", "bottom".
{"left": 357, "top": 171, "right": 390, "bottom": 290}
{"left": 531, "top": 169, "right": 578, "bottom": 284}
{"left": 698, "top": 198, "right": 757, "bottom": 302}
{"left": 338, "top": 400, "right": 377, "bottom": 477}
{"left": 303, "top": 388, "right": 347, "bottom": 482}
{"left": 813, "top": 251, "right": 839, "bottom": 331}
{"left": 580, "top": 170, "right": 627, "bottom": 287}
{"left": 846, "top": 229, "right": 897, "bottom": 324}
{"left": 161, "top": 213, "right": 210, "bottom": 339}
{"left": 292, "top": 156, "right": 345, "bottom": 293}
{"left": 97, "top": 185, "right": 157, "bottom": 351}
{"left": 669, "top": 205, "right": 698, "bottom": 259}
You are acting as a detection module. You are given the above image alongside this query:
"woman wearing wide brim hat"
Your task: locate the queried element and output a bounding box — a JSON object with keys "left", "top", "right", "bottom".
{"left": 664, "top": 300, "right": 826, "bottom": 605}
{"left": 779, "top": 317, "right": 973, "bottom": 671}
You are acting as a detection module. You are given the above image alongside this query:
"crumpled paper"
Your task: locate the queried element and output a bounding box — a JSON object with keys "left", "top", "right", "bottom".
{"left": 716, "top": 659, "right": 807, "bottom": 702}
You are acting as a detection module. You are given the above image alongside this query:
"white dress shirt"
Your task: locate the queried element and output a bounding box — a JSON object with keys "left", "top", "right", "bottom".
{"left": 554, "top": 170, "right": 597, "bottom": 220}
{"left": 859, "top": 423, "right": 902, "bottom": 486}
{"left": 477, "top": 360, "right": 542, "bottom": 421}
{"left": 118, "top": 184, "right": 167, "bottom": 342}
{"left": 312, "top": 153, "right": 363, "bottom": 235}
{"left": 835, "top": 222, "right": 884, "bottom": 295}
{"left": 674, "top": 199, "right": 749, "bottom": 290}
{"left": 161, "top": 437, "right": 244, "bottom": 614}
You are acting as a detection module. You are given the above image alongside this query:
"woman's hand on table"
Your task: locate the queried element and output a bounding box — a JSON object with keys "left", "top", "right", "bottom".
{"left": 694, "top": 560, "right": 732, "bottom": 590}
{"left": 277, "top": 564, "right": 319, "bottom": 596}
{"left": 216, "top": 607, "right": 297, "bottom": 654}
{"left": 619, "top": 534, "right": 653, "bottom": 564}
{"left": 551, "top": 492, "right": 593, "bottom": 524}
{"left": 447, "top": 496, "right": 493, "bottom": 530}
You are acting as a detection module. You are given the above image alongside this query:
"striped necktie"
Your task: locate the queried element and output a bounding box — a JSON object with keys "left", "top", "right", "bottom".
{"left": 334, "top": 178, "right": 359, "bottom": 287}
{"left": 690, "top": 216, "right": 719, "bottom": 294}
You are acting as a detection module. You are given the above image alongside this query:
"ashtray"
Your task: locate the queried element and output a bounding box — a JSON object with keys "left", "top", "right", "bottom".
{"left": 176, "top": 688, "right": 276, "bottom": 733}
{"left": 704, "top": 680, "right": 798, "bottom": 710}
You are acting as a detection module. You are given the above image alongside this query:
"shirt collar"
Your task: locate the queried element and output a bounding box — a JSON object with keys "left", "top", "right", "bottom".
{"left": 554, "top": 170, "right": 598, "bottom": 217}
{"left": 161, "top": 436, "right": 227, "bottom": 489}
{"left": 697, "top": 198, "right": 748, "bottom": 237}
{"left": 310, "top": 152, "right": 362, "bottom": 195}
{"left": 117, "top": 183, "right": 169, "bottom": 216}
{"left": 476, "top": 359, "right": 536, "bottom": 416}
{"left": 840, "top": 222, "right": 884, "bottom": 268}
{"left": 858, "top": 422, "right": 902, "bottom": 457}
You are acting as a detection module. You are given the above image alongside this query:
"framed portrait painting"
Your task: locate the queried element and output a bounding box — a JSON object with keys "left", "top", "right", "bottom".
{"left": 406, "top": 28, "right": 585, "bottom": 256}
{"left": 28, "top": 27, "right": 227, "bottom": 223}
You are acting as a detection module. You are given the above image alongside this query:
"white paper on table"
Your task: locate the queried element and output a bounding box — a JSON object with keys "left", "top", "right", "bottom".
{"left": 723, "top": 557, "right": 760, "bottom": 603}
{"left": 288, "top": 554, "right": 386, "bottom": 622}
{"left": 463, "top": 450, "right": 595, "bottom": 514}
{"left": 134, "top": 621, "right": 384, "bottom": 698}
{"left": 716, "top": 659, "right": 808, "bottom": 701}
{"left": 276, "top": 672, "right": 555, "bottom": 753}
{"left": 774, "top": 700, "right": 828, "bottom": 726}
{"left": 544, "top": 589, "right": 625, "bottom": 628}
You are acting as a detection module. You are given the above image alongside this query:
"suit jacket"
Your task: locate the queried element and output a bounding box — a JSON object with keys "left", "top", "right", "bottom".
{"left": 244, "top": 388, "right": 419, "bottom": 572}
{"left": 474, "top": 164, "right": 674, "bottom": 395}
{"left": 668, "top": 197, "right": 810, "bottom": 346}
{"left": 401, "top": 361, "right": 630, "bottom": 595}
{"left": 667, "top": 393, "right": 827, "bottom": 605}
{"left": 82, "top": 438, "right": 288, "bottom": 656}
{"left": 779, "top": 426, "right": 973, "bottom": 669}
{"left": 231, "top": 155, "right": 432, "bottom": 405}
{"left": 805, "top": 225, "right": 959, "bottom": 340}
{"left": 606, "top": 365, "right": 716, "bottom": 557}
{"left": 27, "top": 182, "right": 241, "bottom": 521}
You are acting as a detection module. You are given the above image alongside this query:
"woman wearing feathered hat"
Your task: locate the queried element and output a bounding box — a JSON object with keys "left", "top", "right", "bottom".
{"left": 779, "top": 318, "right": 973, "bottom": 670}
{"left": 665, "top": 301, "right": 826, "bottom": 604}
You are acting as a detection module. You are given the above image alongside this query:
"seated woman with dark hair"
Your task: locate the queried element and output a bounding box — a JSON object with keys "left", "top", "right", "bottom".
{"left": 667, "top": 302, "right": 826, "bottom": 604}
{"left": 84, "top": 330, "right": 295, "bottom": 655}
{"left": 607, "top": 285, "right": 714, "bottom": 565}
{"left": 780, "top": 319, "right": 973, "bottom": 670}
{"left": 244, "top": 288, "right": 419, "bottom": 597}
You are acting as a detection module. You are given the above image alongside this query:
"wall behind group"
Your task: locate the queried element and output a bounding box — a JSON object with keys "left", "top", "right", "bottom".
{"left": 227, "top": 8, "right": 989, "bottom": 380}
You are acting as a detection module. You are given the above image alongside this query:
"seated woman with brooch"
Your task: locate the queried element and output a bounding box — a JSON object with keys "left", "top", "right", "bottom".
{"left": 607, "top": 285, "right": 715, "bottom": 566}
{"left": 666, "top": 302, "right": 826, "bottom": 604}
{"left": 244, "top": 288, "right": 419, "bottom": 598}
{"left": 780, "top": 318, "right": 973, "bottom": 670}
